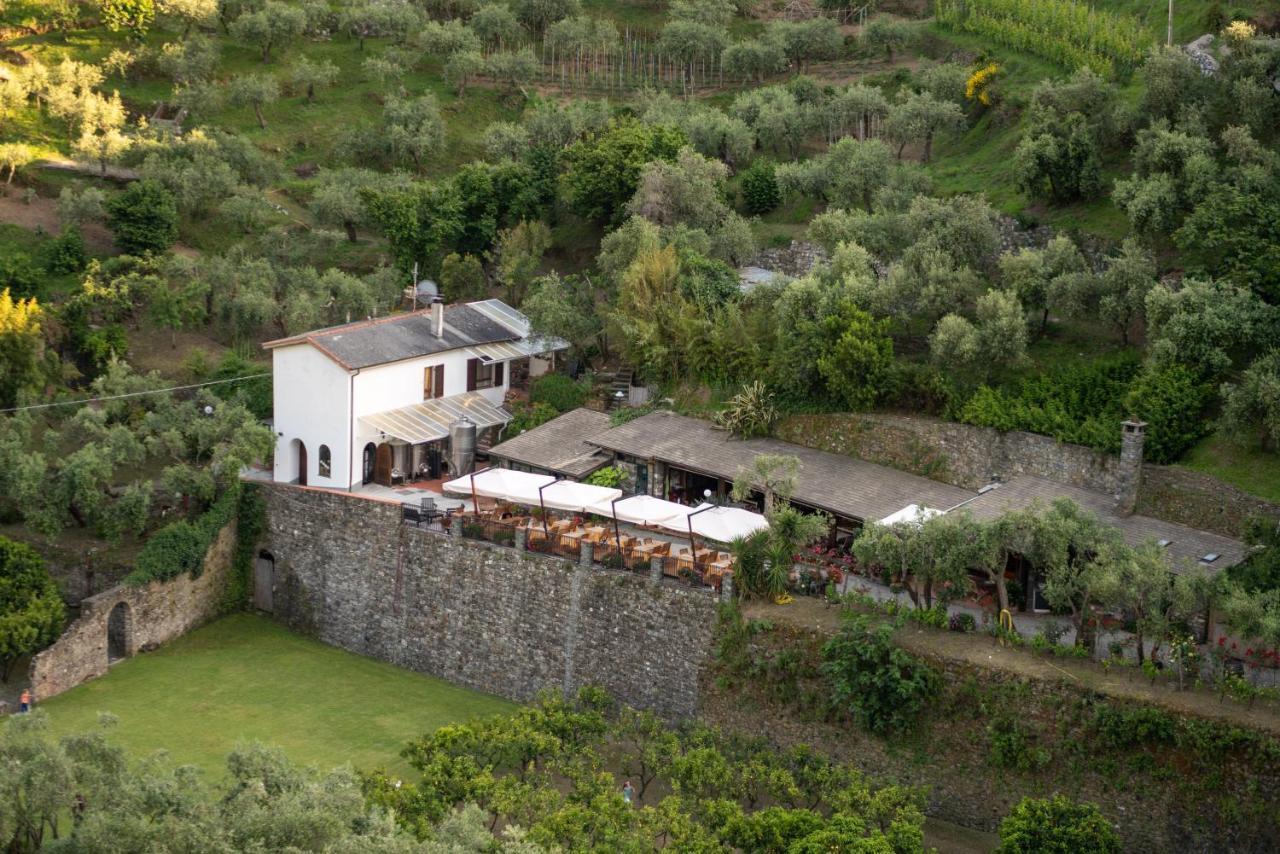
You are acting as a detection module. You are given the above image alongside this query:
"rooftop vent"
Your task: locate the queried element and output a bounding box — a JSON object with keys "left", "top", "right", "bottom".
{"left": 1200, "top": 553, "right": 1220, "bottom": 564}
{"left": 1157, "top": 538, "right": 1172, "bottom": 548}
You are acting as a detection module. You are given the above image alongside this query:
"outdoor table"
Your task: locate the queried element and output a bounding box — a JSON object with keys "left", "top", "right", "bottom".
{"left": 549, "top": 519, "right": 574, "bottom": 533}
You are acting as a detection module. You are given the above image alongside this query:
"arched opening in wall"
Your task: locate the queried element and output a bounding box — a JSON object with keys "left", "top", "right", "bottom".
{"left": 254, "top": 551, "right": 275, "bottom": 613}
{"left": 362, "top": 443, "right": 377, "bottom": 485}
{"left": 296, "top": 440, "right": 308, "bottom": 486}
{"left": 318, "top": 444, "right": 331, "bottom": 478}
{"left": 107, "top": 602, "right": 131, "bottom": 663}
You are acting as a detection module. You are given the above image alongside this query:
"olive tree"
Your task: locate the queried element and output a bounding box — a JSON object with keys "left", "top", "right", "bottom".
{"left": 227, "top": 73, "right": 279, "bottom": 129}
{"left": 230, "top": 1, "right": 306, "bottom": 63}
{"left": 1220, "top": 350, "right": 1280, "bottom": 452}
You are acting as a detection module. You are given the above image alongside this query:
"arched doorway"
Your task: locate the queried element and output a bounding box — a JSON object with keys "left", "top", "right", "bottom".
{"left": 254, "top": 551, "right": 275, "bottom": 613}
{"left": 107, "top": 602, "right": 131, "bottom": 662}
{"left": 297, "top": 440, "right": 308, "bottom": 486}
{"left": 375, "top": 443, "right": 394, "bottom": 486}
{"left": 362, "top": 442, "right": 377, "bottom": 485}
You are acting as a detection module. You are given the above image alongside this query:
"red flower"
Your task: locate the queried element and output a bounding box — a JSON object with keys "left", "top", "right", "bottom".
{"left": 1218, "top": 637, "right": 1226, "bottom": 646}
{"left": 1247, "top": 648, "right": 1255, "bottom": 656}
{"left": 1232, "top": 642, "right": 1238, "bottom": 650}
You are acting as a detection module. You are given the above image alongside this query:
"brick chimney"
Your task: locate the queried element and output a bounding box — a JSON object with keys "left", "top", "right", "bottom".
{"left": 1116, "top": 419, "right": 1146, "bottom": 516}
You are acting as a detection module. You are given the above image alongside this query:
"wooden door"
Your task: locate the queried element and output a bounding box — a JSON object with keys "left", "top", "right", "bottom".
{"left": 362, "top": 443, "right": 376, "bottom": 484}
{"left": 253, "top": 554, "right": 274, "bottom": 613}
{"left": 297, "top": 442, "right": 308, "bottom": 486}
{"left": 375, "top": 443, "right": 394, "bottom": 486}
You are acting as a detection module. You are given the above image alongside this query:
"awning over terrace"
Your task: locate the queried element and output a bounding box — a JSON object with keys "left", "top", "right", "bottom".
{"left": 443, "top": 468, "right": 555, "bottom": 505}
{"left": 442, "top": 469, "right": 621, "bottom": 513}
{"left": 361, "top": 392, "right": 510, "bottom": 444}
{"left": 586, "top": 494, "right": 692, "bottom": 526}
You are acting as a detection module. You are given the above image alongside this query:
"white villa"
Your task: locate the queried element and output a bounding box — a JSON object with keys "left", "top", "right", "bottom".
{"left": 263, "top": 298, "right": 565, "bottom": 490}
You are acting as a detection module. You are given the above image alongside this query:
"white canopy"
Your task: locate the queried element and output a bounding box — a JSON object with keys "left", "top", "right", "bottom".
{"left": 442, "top": 469, "right": 555, "bottom": 506}
{"left": 442, "top": 469, "right": 621, "bottom": 512}
{"left": 685, "top": 504, "right": 770, "bottom": 543}
{"left": 539, "top": 480, "right": 623, "bottom": 513}
{"left": 587, "top": 494, "right": 691, "bottom": 526}
{"left": 879, "top": 504, "right": 945, "bottom": 526}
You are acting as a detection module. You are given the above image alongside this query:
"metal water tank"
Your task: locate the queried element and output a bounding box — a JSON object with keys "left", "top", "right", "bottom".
{"left": 450, "top": 417, "right": 477, "bottom": 476}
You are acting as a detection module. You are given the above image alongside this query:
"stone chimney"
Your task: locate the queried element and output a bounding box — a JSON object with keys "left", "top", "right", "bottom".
{"left": 431, "top": 297, "right": 444, "bottom": 338}
{"left": 1116, "top": 419, "right": 1146, "bottom": 516}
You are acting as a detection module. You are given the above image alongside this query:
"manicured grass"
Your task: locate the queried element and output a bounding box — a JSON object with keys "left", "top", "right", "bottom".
{"left": 1180, "top": 432, "right": 1280, "bottom": 503}
{"left": 39, "top": 613, "right": 514, "bottom": 778}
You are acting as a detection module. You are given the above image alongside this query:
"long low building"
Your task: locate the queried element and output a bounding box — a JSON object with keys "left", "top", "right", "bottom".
{"left": 488, "top": 408, "right": 1246, "bottom": 575}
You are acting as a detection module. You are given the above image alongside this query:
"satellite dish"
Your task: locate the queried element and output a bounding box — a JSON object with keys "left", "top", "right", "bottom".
{"left": 415, "top": 279, "right": 440, "bottom": 301}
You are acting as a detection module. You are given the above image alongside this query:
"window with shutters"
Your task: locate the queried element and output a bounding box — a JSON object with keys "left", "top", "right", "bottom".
{"left": 423, "top": 364, "right": 444, "bottom": 399}
{"left": 469, "top": 358, "right": 495, "bottom": 390}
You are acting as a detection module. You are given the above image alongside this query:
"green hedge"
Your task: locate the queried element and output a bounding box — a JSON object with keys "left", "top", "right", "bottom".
{"left": 957, "top": 355, "right": 1212, "bottom": 464}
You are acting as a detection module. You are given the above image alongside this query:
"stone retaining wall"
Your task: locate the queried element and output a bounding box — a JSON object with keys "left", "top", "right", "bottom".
{"left": 29, "top": 522, "right": 236, "bottom": 700}
{"left": 777, "top": 412, "right": 1123, "bottom": 494}
{"left": 259, "top": 484, "right": 717, "bottom": 720}
{"left": 777, "top": 412, "right": 1280, "bottom": 538}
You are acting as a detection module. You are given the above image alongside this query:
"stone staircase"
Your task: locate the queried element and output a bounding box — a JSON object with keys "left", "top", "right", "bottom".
{"left": 608, "top": 365, "right": 634, "bottom": 410}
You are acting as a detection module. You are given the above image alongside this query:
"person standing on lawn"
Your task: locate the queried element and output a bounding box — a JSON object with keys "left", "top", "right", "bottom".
{"left": 19, "top": 688, "right": 32, "bottom": 712}
{"left": 622, "top": 780, "right": 634, "bottom": 806}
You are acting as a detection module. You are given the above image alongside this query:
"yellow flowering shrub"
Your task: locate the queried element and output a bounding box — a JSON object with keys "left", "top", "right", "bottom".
{"left": 965, "top": 63, "right": 1000, "bottom": 106}
{"left": 1222, "top": 20, "right": 1257, "bottom": 47}
{"left": 0, "top": 288, "right": 41, "bottom": 336}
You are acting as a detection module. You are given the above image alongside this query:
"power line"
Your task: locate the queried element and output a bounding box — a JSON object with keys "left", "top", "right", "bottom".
{"left": 0, "top": 373, "right": 271, "bottom": 415}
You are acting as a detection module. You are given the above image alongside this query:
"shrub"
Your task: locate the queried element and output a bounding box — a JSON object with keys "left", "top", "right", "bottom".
{"left": 507, "top": 400, "right": 558, "bottom": 434}
{"left": 821, "top": 613, "right": 939, "bottom": 734}
{"left": 714, "top": 380, "right": 779, "bottom": 439}
{"left": 107, "top": 180, "right": 179, "bottom": 256}
{"left": 740, "top": 159, "right": 780, "bottom": 215}
{"left": 949, "top": 612, "right": 976, "bottom": 632}
{"left": 43, "top": 226, "right": 87, "bottom": 275}
{"left": 529, "top": 373, "right": 588, "bottom": 413}
{"left": 1123, "top": 364, "right": 1213, "bottom": 463}
{"left": 1090, "top": 704, "right": 1176, "bottom": 749}
{"left": 584, "top": 466, "right": 624, "bottom": 488}
{"left": 989, "top": 715, "right": 1051, "bottom": 771}
{"left": 0, "top": 536, "right": 66, "bottom": 681}
{"left": 996, "top": 795, "right": 1121, "bottom": 854}
{"left": 0, "top": 252, "right": 40, "bottom": 297}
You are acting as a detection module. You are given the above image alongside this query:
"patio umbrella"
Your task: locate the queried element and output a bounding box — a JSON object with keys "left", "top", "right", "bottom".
{"left": 878, "top": 504, "right": 945, "bottom": 526}
{"left": 539, "top": 481, "right": 623, "bottom": 514}
{"left": 587, "top": 494, "right": 692, "bottom": 526}
{"left": 686, "top": 504, "right": 769, "bottom": 543}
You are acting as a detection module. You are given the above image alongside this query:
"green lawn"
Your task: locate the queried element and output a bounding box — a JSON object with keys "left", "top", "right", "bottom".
{"left": 39, "top": 613, "right": 514, "bottom": 778}
{"left": 1180, "top": 432, "right": 1280, "bottom": 503}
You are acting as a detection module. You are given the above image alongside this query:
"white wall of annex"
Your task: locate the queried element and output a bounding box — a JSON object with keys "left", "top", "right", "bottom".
{"left": 271, "top": 344, "right": 351, "bottom": 488}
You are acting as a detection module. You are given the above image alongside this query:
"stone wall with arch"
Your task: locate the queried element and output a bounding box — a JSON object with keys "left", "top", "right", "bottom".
{"left": 28, "top": 521, "right": 237, "bottom": 701}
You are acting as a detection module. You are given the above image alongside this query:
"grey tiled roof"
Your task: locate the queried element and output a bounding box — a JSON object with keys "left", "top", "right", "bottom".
{"left": 586, "top": 411, "right": 973, "bottom": 523}
{"left": 963, "top": 475, "right": 1245, "bottom": 573}
{"left": 264, "top": 304, "right": 516, "bottom": 369}
{"left": 488, "top": 408, "right": 613, "bottom": 478}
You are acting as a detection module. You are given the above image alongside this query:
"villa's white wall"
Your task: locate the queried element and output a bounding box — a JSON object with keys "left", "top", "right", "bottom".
{"left": 349, "top": 352, "right": 510, "bottom": 485}
{"left": 272, "top": 345, "right": 351, "bottom": 488}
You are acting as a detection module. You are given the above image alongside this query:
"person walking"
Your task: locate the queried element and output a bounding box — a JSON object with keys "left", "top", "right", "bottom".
{"left": 622, "top": 780, "right": 634, "bottom": 806}
{"left": 19, "top": 688, "right": 32, "bottom": 713}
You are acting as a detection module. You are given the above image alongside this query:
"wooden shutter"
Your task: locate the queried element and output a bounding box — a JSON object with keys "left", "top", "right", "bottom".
{"left": 466, "top": 358, "right": 478, "bottom": 391}
{"left": 433, "top": 364, "right": 444, "bottom": 399}
{"left": 493, "top": 361, "right": 504, "bottom": 387}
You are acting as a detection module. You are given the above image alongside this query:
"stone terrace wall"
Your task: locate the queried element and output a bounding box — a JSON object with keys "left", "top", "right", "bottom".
{"left": 259, "top": 484, "right": 717, "bottom": 720}
{"left": 30, "top": 522, "right": 236, "bottom": 700}
{"left": 778, "top": 412, "right": 1123, "bottom": 494}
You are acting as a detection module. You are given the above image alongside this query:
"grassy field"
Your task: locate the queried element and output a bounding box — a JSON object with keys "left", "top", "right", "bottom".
{"left": 39, "top": 613, "right": 514, "bottom": 778}
{"left": 1181, "top": 432, "right": 1280, "bottom": 503}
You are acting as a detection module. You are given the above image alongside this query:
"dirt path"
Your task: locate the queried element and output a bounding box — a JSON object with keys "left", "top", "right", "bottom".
{"left": 743, "top": 597, "right": 1280, "bottom": 736}
{"left": 0, "top": 190, "right": 115, "bottom": 253}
